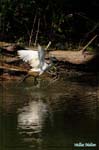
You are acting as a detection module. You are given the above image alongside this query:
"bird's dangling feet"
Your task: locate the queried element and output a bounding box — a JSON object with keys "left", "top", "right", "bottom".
{"left": 33, "top": 76, "right": 41, "bottom": 88}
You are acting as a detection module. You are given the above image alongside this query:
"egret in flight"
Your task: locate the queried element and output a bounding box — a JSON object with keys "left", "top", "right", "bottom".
{"left": 17, "top": 44, "right": 54, "bottom": 76}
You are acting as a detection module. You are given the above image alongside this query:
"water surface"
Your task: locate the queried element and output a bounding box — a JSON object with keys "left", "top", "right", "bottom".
{"left": 0, "top": 73, "right": 99, "bottom": 150}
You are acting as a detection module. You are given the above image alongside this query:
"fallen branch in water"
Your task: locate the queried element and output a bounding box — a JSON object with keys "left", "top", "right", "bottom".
{"left": 48, "top": 50, "right": 95, "bottom": 64}
{"left": 0, "top": 64, "right": 28, "bottom": 73}
{"left": 48, "top": 35, "right": 97, "bottom": 65}
{"left": 4, "top": 57, "right": 20, "bottom": 64}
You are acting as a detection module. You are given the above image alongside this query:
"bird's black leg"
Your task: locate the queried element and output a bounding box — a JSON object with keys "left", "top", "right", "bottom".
{"left": 34, "top": 76, "right": 41, "bottom": 88}
{"left": 34, "top": 76, "right": 38, "bottom": 85}
{"left": 37, "top": 77, "right": 41, "bottom": 88}
{"left": 16, "top": 74, "right": 30, "bottom": 86}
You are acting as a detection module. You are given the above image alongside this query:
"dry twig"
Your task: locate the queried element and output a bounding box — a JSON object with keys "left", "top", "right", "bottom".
{"left": 81, "top": 35, "right": 97, "bottom": 53}
{"left": 34, "top": 18, "right": 40, "bottom": 46}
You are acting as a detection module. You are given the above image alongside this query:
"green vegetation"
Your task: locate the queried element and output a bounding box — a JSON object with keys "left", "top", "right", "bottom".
{"left": 0, "top": 0, "right": 99, "bottom": 47}
{"left": 86, "top": 47, "right": 94, "bottom": 52}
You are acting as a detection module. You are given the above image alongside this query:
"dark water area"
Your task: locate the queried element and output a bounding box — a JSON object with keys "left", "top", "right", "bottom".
{"left": 0, "top": 73, "right": 99, "bottom": 150}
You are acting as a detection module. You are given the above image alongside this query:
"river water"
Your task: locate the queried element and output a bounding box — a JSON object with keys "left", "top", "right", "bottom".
{"left": 0, "top": 73, "right": 99, "bottom": 150}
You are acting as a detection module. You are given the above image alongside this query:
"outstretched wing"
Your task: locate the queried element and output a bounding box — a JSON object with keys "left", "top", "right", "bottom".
{"left": 38, "top": 45, "right": 45, "bottom": 70}
{"left": 17, "top": 50, "right": 39, "bottom": 67}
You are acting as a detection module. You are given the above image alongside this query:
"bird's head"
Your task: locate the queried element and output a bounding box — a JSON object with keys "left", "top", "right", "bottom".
{"left": 49, "top": 56, "right": 57, "bottom": 64}
{"left": 45, "top": 56, "right": 57, "bottom": 65}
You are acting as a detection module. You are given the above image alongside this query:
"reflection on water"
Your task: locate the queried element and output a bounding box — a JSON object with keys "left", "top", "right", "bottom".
{"left": 17, "top": 100, "right": 48, "bottom": 132}
{"left": 0, "top": 73, "right": 99, "bottom": 150}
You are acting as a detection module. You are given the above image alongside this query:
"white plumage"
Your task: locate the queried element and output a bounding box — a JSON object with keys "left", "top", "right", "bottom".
{"left": 17, "top": 45, "right": 52, "bottom": 75}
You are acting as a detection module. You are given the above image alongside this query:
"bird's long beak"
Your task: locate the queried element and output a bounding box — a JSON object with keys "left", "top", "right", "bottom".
{"left": 45, "top": 41, "right": 51, "bottom": 51}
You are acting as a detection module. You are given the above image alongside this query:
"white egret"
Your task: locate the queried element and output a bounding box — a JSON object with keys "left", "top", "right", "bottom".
{"left": 17, "top": 44, "right": 53, "bottom": 75}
